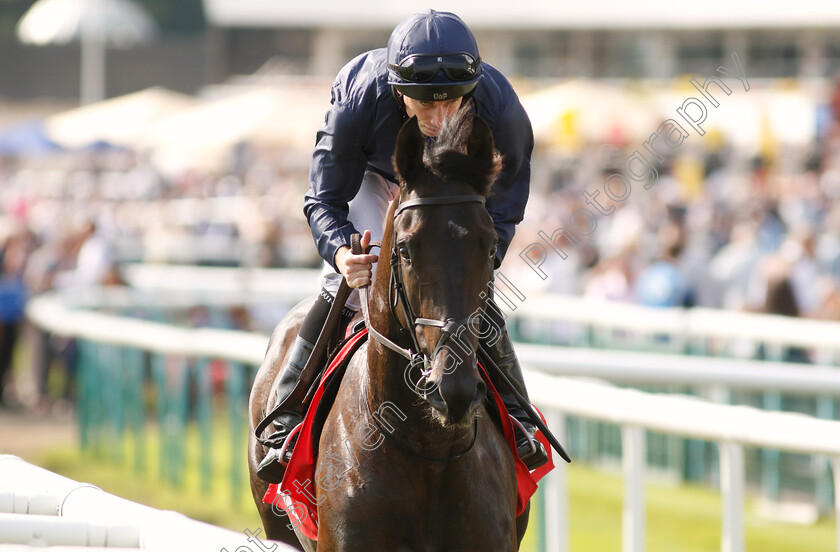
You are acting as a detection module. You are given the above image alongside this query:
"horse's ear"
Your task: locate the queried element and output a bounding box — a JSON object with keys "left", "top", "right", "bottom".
{"left": 393, "top": 116, "right": 425, "bottom": 182}
{"left": 466, "top": 115, "right": 495, "bottom": 164}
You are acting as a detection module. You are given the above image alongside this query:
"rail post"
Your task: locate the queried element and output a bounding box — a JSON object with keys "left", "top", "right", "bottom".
{"left": 622, "top": 425, "right": 646, "bottom": 552}
{"left": 543, "top": 409, "right": 567, "bottom": 552}
{"left": 719, "top": 440, "right": 745, "bottom": 552}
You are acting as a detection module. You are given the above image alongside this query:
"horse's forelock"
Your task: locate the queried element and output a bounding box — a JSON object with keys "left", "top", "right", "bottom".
{"left": 420, "top": 107, "right": 502, "bottom": 197}
{"left": 431, "top": 105, "right": 473, "bottom": 157}
{"left": 425, "top": 150, "right": 501, "bottom": 197}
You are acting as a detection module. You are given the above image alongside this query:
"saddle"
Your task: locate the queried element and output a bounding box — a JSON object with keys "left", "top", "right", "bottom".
{"left": 261, "top": 332, "right": 555, "bottom": 541}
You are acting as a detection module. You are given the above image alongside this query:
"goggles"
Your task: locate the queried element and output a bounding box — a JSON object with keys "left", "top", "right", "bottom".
{"left": 388, "top": 53, "right": 481, "bottom": 83}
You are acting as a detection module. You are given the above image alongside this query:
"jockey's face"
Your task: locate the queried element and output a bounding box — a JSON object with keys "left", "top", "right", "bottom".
{"left": 401, "top": 95, "right": 463, "bottom": 137}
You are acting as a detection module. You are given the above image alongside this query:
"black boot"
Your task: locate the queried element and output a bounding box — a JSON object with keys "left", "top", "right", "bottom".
{"left": 481, "top": 301, "right": 548, "bottom": 471}
{"left": 256, "top": 335, "right": 314, "bottom": 483}
{"left": 256, "top": 288, "right": 356, "bottom": 483}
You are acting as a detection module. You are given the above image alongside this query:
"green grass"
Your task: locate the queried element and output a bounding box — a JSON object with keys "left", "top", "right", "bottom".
{"left": 35, "top": 434, "right": 836, "bottom": 552}
{"left": 521, "top": 464, "right": 836, "bottom": 552}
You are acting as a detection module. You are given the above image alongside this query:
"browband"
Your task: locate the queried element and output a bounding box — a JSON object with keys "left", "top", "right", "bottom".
{"left": 394, "top": 194, "right": 485, "bottom": 217}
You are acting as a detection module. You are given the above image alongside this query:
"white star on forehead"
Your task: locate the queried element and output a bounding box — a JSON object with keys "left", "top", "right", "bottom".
{"left": 448, "top": 220, "right": 469, "bottom": 238}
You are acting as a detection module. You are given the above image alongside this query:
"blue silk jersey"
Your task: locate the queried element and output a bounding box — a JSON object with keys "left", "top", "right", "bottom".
{"left": 304, "top": 48, "right": 533, "bottom": 271}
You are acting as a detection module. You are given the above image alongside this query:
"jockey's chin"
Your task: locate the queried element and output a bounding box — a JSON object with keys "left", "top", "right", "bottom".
{"left": 421, "top": 123, "right": 441, "bottom": 137}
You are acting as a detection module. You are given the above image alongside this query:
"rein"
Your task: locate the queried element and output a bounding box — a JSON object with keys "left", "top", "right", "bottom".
{"left": 354, "top": 191, "right": 573, "bottom": 464}
{"left": 357, "top": 193, "right": 486, "bottom": 394}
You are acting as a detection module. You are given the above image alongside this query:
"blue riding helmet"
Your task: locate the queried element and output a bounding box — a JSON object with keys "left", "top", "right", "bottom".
{"left": 387, "top": 10, "right": 483, "bottom": 101}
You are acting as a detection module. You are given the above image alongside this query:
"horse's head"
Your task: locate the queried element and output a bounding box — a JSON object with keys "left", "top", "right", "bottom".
{"left": 375, "top": 108, "right": 502, "bottom": 427}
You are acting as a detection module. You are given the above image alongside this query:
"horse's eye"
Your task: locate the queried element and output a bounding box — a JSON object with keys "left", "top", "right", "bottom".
{"left": 398, "top": 245, "right": 411, "bottom": 264}
{"left": 489, "top": 244, "right": 498, "bottom": 259}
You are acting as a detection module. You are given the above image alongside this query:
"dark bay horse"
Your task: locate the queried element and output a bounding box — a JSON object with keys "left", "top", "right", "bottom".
{"left": 248, "top": 110, "right": 528, "bottom": 551}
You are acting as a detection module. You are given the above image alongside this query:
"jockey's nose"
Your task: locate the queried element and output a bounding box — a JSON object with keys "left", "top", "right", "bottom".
{"left": 430, "top": 104, "right": 449, "bottom": 126}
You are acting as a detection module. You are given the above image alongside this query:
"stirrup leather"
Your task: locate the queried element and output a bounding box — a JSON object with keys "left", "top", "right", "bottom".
{"left": 508, "top": 413, "right": 538, "bottom": 457}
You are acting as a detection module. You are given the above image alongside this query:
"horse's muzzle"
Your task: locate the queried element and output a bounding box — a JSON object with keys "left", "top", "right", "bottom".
{"left": 426, "top": 354, "right": 485, "bottom": 427}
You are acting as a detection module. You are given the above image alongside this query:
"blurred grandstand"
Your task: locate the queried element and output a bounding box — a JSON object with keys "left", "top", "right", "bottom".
{"left": 0, "top": 0, "right": 837, "bottom": 379}
{"left": 0, "top": 0, "right": 838, "bottom": 382}
{"left": 1, "top": 1, "right": 840, "bottom": 543}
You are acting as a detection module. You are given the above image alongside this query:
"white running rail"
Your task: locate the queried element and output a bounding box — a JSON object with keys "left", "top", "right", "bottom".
{"left": 0, "top": 455, "right": 298, "bottom": 551}
{"left": 65, "top": 267, "right": 840, "bottom": 353}
{"left": 509, "top": 294, "right": 840, "bottom": 352}
{"left": 526, "top": 374, "right": 840, "bottom": 552}
{"left": 24, "top": 293, "right": 840, "bottom": 552}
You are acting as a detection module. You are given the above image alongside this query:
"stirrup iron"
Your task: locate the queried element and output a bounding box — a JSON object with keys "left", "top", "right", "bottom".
{"left": 508, "top": 414, "right": 538, "bottom": 457}
{"left": 278, "top": 422, "right": 304, "bottom": 467}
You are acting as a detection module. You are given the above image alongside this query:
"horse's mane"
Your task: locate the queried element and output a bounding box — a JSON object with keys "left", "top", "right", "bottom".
{"left": 421, "top": 105, "right": 503, "bottom": 198}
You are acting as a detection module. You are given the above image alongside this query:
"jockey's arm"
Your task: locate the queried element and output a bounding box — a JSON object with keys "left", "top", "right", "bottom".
{"left": 483, "top": 93, "right": 534, "bottom": 268}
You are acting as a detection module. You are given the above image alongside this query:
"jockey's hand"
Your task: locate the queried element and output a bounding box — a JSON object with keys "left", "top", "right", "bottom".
{"left": 335, "top": 230, "right": 378, "bottom": 288}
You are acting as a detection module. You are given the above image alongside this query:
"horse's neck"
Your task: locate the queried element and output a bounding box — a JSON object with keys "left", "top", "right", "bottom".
{"left": 362, "top": 204, "right": 444, "bottom": 430}
{"left": 363, "top": 259, "right": 425, "bottom": 420}
{"left": 364, "top": 323, "right": 420, "bottom": 416}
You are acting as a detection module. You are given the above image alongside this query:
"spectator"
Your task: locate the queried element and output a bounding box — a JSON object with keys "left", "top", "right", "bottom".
{"left": 0, "top": 228, "right": 32, "bottom": 406}
{"left": 710, "top": 220, "right": 764, "bottom": 311}
{"left": 750, "top": 254, "right": 810, "bottom": 363}
{"left": 779, "top": 223, "right": 821, "bottom": 317}
{"left": 55, "top": 219, "right": 122, "bottom": 289}
{"left": 635, "top": 221, "right": 694, "bottom": 308}
{"left": 23, "top": 233, "right": 78, "bottom": 408}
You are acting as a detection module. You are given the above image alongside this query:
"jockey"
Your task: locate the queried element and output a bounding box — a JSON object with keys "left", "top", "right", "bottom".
{"left": 257, "top": 9, "right": 547, "bottom": 482}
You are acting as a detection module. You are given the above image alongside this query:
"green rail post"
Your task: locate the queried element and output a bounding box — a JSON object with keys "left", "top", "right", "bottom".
{"left": 85, "top": 340, "right": 104, "bottom": 458}
{"left": 197, "top": 358, "right": 214, "bottom": 495}
{"left": 107, "top": 344, "right": 125, "bottom": 464}
{"left": 761, "top": 390, "right": 782, "bottom": 501}
{"left": 227, "top": 361, "right": 246, "bottom": 506}
{"left": 152, "top": 353, "right": 170, "bottom": 485}
{"left": 172, "top": 357, "right": 189, "bottom": 489}
{"left": 76, "top": 339, "right": 91, "bottom": 451}
{"left": 683, "top": 336, "right": 709, "bottom": 484}
{"left": 816, "top": 395, "right": 835, "bottom": 510}
{"left": 100, "top": 343, "right": 113, "bottom": 460}
{"left": 124, "top": 347, "right": 146, "bottom": 475}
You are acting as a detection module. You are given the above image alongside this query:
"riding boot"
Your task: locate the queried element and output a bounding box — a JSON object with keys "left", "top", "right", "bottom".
{"left": 480, "top": 301, "right": 549, "bottom": 471}
{"left": 256, "top": 288, "right": 355, "bottom": 483}
{"left": 256, "top": 335, "right": 314, "bottom": 483}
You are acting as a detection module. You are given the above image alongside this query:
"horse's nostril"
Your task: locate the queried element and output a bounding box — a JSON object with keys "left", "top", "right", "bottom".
{"left": 426, "top": 388, "right": 448, "bottom": 415}
{"left": 469, "top": 380, "right": 487, "bottom": 412}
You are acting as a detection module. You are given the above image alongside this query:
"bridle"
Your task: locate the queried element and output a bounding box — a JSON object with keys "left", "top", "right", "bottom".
{"left": 359, "top": 193, "right": 487, "bottom": 396}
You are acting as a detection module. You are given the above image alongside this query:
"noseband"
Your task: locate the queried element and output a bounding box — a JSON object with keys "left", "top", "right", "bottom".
{"left": 360, "top": 193, "right": 486, "bottom": 395}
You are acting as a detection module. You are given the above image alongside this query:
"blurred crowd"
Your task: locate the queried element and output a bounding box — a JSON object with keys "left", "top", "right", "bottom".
{"left": 0, "top": 144, "right": 317, "bottom": 407}
{"left": 507, "top": 79, "right": 840, "bottom": 328}
{"left": 0, "top": 210, "right": 124, "bottom": 408}
{"left": 3, "top": 79, "right": 840, "bottom": 406}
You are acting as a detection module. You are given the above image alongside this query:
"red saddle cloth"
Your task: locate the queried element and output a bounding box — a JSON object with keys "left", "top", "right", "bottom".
{"left": 262, "top": 328, "right": 555, "bottom": 541}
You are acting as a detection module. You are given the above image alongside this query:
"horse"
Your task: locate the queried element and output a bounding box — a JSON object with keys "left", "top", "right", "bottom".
{"left": 248, "top": 109, "right": 529, "bottom": 551}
